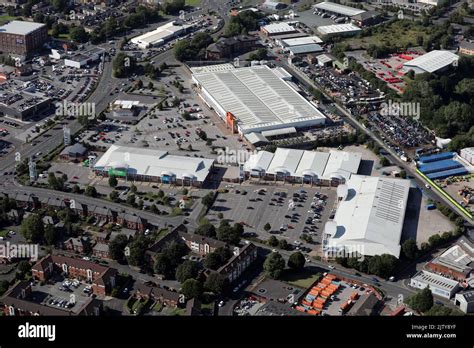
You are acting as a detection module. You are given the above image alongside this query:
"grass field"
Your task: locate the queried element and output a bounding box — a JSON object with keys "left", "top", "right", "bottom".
{"left": 344, "top": 20, "right": 437, "bottom": 50}
{"left": 280, "top": 269, "right": 322, "bottom": 289}
{"left": 0, "top": 15, "right": 18, "bottom": 25}
{"left": 185, "top": 0, "right": 201, "bottom": 6}
{"left": 0, "top": 230, "right": 8, "bottom": 238}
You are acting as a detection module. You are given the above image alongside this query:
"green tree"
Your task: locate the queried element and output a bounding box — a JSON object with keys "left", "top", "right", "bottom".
{"left": 264, "top": 223, "right": 271, "bottom": 232}
{"left": 113, "top": 53, "right": 136, "bottom": 78}
{"left": 109, "top": 234, "right": 128, "bottom": 262}
{"left": 70, "top": 26, "right": 89, "bottom": 43}
{"left": 204, "top": 273, "right": 228, "bottom": 294}
{"left": 267, "top": 235, "right": 278, "bottom": 247}
{"left": 407, "top": 287, "right": 434, "bottom": 313}
{"left": 44, "top": 224, "right": 59, "bottom": 246}
{"left": 368, "top": 254, "right": 398, "bottom": 278}
{"left": 263, "top": 252, "right": 285, "bottom": 279}
{"left": 175, "top": 260, "right": 200, "bottom": 283}
{"left": 109, "top": 190, "right": 119, "bottom": 202}
{"left": 181, "top": 279, "right": 202, "bottom": 300}
{"left": 154, "top": 253, "right": 175, "bottom": 278}
{"left": 84, "top": 186, "right": 97, "bottom": 197}
{"left": 108, "top": 176, "right": 118, "bottom": 188}
{"left": 288, "top": 252, "right": 305, "bottom": 270}
{"left": 126, "top": 194, "right": 136, "bottom": 206}
{"left": 195, "top": 222, "right": 216, "bottom": 238}
{"left": 18, "top": 261, "right": 32, "bottom": 276}
{"left": 401, "top": 239, "right": 418, "bottom": 260}
{"left": 127, "top": 235, "right": 148, "bottom": 267}
{"left": 20, "top": 214, "right": 44, "bottom": 243}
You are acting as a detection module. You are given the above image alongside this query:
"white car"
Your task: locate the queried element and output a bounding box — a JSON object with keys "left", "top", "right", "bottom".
{"left": 218, "top": 300, "right": 225, "bottom": 307}
{"left": 425, "top": 184, "right": 431, "bottom": 189}
{"left": 328, "top": 265, "right": 335, "bottom": 270}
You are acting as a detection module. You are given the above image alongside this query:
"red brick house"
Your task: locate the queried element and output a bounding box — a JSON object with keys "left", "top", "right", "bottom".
{"left": 134, "top": 282, "right": 181, "bottom": 308}
{"left": 64, "top": 237, "right": 90, "bottom": 254}
{"left": 92, "top": 243, "right": 110, "bottom": 259}
{"left": 117, "top": 212, "right": 146, "bottom": 231}
{"left": 179, "top": 232, "right": 227, "bottom": 256}
{"left": 31, "top": 255, "right": 117, "bottom": 297}
{"left": 218, "top": 243, "right": 258, "bottom": 283}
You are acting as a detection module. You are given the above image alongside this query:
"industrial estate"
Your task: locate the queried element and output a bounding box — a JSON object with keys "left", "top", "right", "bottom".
{"left": 0, "top": 0, "right": 472, "bottom": 342}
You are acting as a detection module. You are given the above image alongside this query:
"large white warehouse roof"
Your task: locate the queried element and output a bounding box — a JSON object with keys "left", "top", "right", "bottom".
{"left": 317, "top": 23, "right": 362, "bottom": 35}
{"left": 403, "top": 50, "right": 459, "bottom": 74}
{"left": 314, "top": 1, "right": 366, "bottom": 17}
{"left": 244, "top": 148, "right": 361, "bottom": 180}
{"left": 193, "top": 65, "right": 326, "bottom": 133}
{"left": 94, "top": 145, "right": 214, "bottom": 182}
{"left": 131, "top": 21, "right": 192, "bottom": 48}
{"left": 262, "top": 22, "right": 296, "bottom": 35}
{"left": 325, "top": 175, "right": 411, "bottom": 257}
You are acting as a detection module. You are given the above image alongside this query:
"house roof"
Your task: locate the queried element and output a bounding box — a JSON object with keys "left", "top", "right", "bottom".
{"left": 218, "top": 243, "right": 256, "bottom": 275}
{"left": 179, "top": 232, "right": 227, "bottom": 250}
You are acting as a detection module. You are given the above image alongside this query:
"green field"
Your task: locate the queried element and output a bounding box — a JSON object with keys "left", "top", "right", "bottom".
{"left": 185, "top": 0, "right": 201, "bottom": 6}
{"left": 280, "top": 269, "right": 322, "bottom": 289}
{"left": 0, "top": 15, "right": 18, "bottom": 25}
{"left": 0, "top": 230, "right": 8, "bottom": 238}
{"left": 344, "top": 20, "right": 441, "bottom": 50}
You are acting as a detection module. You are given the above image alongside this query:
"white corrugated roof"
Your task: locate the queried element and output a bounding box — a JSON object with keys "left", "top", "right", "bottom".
{"left": 317, "top": 23, "right": 361, "bottom": 35}
{"left": 131, "top": 21, "right": 191, "bottom": 47}
{"left": 412, "top": 271, "right": 459, "bottom": 291}
{"left": 323, "top": 150, "right": 361, "bottom": 181}
{"left": 0, "top": 20, "right": 45, "bottom": 35}
{"left": 266, "top": 148, "right": 305, "bottom": 176}
{"left": 314, "top": 1, "right": 365, "bottom": 17}
{"left": 326, "top": 175, "right": 411, "bottom": 257}
{"left": 262, "top": 22, "right": 296, "bottom": 34}
{"left": 289, "top": 43, "right": 323, "bottom": 55}
{"left": 94, "top": 145, "right": 214, "bottom": 182}
{"left": 243, "top": 148, "right": 359, "bottom": 180}
{"left": 403, "top": 50, "right": 459, "bottom": 73}
{"left": 282, "top": 36, "right": 323, "bottom": 47}
{"left": 190, "top": 64, "right": 235, "bottom": 74}
{"left": 193, "top": 65, "right": 326, "bottom": 132}
{"left": 244, "top": 151, "right": 274, "bottom": 172}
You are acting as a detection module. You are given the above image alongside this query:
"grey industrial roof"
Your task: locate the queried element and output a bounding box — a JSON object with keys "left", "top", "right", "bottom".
{"left": 412, "top": 270, "right": 459, "bottom": 290}
{"left": 403, "top": 50, "right": 459, "bottom": 73}
{"left": 314, "top": 1, "right": 366, "bottom": 17}
{"left": 289, "top": 43, "right": 324, "bottom": 55}
{"left": 193, "top": 65, "right": 326, "bottom": 132}
{"left": 262, "top": 22, "right": 296, "bottom": 34}
{"left": 317, "top": 23, "right": 362, "bottom": 35}
{"left": 457, "top": 290, "right": 474, "bottom": 303}
{"left": 282, "top": 36, "right": 323, "bottom": 47}
{"left": 0, "top": 20, "right": 45, "bottom": 35}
